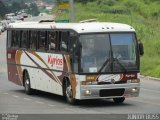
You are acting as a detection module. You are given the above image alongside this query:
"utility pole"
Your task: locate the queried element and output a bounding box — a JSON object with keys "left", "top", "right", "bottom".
{"left": 69, "top": 0, "right": 75, "bottom": 22}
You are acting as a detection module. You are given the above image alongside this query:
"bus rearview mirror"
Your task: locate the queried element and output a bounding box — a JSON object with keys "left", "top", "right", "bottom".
{"left": 138, "top": 42, "right": 144, "bottom": 56}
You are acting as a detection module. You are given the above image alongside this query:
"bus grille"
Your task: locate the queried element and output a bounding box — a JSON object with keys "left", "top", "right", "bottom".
{"left": 99, "top": 89, "right": 125, "bottom": 97}
{"left": 98, "top": 81, "right": 126, "bottom": 85}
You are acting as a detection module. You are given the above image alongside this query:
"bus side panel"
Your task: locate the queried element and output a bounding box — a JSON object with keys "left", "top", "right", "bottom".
{"left": 36, "top": 52, "right": 63, "bottom": 95}
{"left": 19, "top": 51, "right": 64, "bottom": 95}
{"left": 7, "top": 49, "right": 22, "bottom": 86}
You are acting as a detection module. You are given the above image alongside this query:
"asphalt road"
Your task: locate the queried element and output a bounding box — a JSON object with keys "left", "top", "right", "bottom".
{"left": 0, "top": 16, "right": 160, "bottom": 120}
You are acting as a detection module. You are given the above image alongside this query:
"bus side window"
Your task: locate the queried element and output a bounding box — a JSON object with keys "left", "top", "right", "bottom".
{"left": 38, "top": 31, "right": 47, "bottom": 51}
{"left": 11, "top": 30, "right": 20, "bottom": 48}
{"left": 21, "top": 31, "right": 28, "bottom": 49}
{"left": 11, "top": 31, "right": 16, "bottom": 47}
{"left": 48, "top": 31, "right": 56, "bottom": 51}
{"left": 7, "top": 30, "right": 12, "bottom": 48}
{"left": 29, "top": 31, "right": 37, "bottom": 50}
{"left": 60, "top": 31, "right": 69, "bottom": 52}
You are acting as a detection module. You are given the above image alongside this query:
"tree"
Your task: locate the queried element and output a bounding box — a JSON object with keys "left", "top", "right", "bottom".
{"left": 28, "top": 3, "right": 40, "bottom": 16}
{"left": 10, "top": 2, "right": 21, "bottom": 13}
{"left": 0, "top": 1, "right": 8, "bottom": 18}
{"left": 20, "top": 0, "right": 28, "bottom": 9}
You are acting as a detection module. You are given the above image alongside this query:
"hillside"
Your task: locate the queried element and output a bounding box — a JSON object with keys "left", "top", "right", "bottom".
{"left": 56, "top": 0, "right": 160, "bottom": 77}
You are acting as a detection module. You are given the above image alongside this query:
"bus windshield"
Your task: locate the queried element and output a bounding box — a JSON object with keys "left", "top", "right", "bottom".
{"left": 79, "top": 33, "right": 138, "bottom": 73}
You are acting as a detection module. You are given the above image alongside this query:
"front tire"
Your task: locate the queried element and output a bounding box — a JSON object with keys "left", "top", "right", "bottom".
{"left": 113, "top": 97, "right": 125, "bottom": 104}
{"left": 65, "top": 81, "right": 76, "bottom": 105}
{"left": 24, "top": 71, "right": 33, "bottom": 95}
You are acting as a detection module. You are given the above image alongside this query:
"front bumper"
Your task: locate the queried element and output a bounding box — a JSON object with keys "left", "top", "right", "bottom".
{"left": 79, "top": 83, "right": 140, "bottom": 99}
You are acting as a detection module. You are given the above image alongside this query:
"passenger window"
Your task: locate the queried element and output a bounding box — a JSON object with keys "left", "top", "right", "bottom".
{"left": 48, "top": 31, "right": 56, "bottom": 51}
{"left": 29, "top": 31, "right": 37, "bottom": 50}
{"left": 38, "top": 31, "right": 47, "bottom": 50}
{"left": 21, "top": 31, "right": 28, "bottom": 48}
{"left": 11, "top": 31, "right": 20, "bottom": 48}
{"left": 60, "top": 32, "right": 69, "bottom": 52}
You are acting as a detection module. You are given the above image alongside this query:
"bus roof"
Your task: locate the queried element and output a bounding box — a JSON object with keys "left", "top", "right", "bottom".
{"left": 8, "top": 21, "right": 135, "bottom": 33}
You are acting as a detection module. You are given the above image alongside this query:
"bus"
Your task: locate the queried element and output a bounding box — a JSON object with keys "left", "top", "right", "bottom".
{"left": 6, "top": 20, "right": 144, "bottom": 104}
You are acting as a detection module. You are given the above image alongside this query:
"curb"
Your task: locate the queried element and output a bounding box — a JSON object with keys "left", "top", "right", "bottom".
{"left": 140, "top": 75, "right": 160, "bottom": 81}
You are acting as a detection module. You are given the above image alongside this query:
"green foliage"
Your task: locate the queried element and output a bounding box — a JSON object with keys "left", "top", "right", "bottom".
{"left": 0, "top": 1, "right": 9, "bottom": 18}
{"left": 28, "top": 3, "right": 40, "bottom": 16}
{"left": 10, "top": 1, "right": 21, "bottom": 13}
{"left": 75, "top": 0, "right": 97, "bottom": 4}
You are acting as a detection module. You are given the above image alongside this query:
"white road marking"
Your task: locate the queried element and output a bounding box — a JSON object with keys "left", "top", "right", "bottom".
{"left": 48, "top": 104, "right": 55, "bottom": 107}
{"left": 35, "top": 101, "right": 44, "bottom": 104}
{"left": 141, "top": 88, "right": 160, "bottom": 94}
{"left": 3, "top": 93, "right": 9, "bottom": 95}
{"left": 12, "top": 95, "right": 19, "bottom": 98}
{"left": 23, "top": 98, "right": 31, "bottom": 101}
{"left": 64, "top": 108, "right": 76, "bottom": 112}
{"left": 130, "top": 99, "right": 160, "bottom": 106}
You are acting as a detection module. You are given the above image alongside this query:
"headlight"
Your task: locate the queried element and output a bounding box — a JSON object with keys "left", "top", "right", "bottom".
{"left": 85, "top": 90, "right": 91, "bottom": 94}
{"left": 132, "top": 88, "right": 138, "bottom": 92}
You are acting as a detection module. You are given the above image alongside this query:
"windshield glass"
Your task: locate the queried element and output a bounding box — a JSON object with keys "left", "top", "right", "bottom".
{"left": 111, "top": 33, "right": 137, "bottom": 72}
{"left": 79, "top": 33, "right": 138, "bottom": 73}
{"left": 80, "top": 34, "right": 111, "bottom": 73}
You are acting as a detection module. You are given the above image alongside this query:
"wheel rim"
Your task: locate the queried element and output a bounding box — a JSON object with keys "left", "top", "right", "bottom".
{"left": 25, "top": 79, "right": 30, "bottom": 92}
{"left": 66, "top": 85, "right": 72, "bottom": 100}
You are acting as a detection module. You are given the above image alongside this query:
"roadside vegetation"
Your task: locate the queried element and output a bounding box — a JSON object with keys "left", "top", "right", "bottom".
{"left": 55, "top": 0, "right": 160, "bottom": 77}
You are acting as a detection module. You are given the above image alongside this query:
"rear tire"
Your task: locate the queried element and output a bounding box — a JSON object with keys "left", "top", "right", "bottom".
{"left": 65, "top": 81, "right": 77, "bottom": 105}
{"left": 113, "top": 97, "right": 125, "bottom": 104}
{"left": 24, "top": 71, "right": 33, "bottom": 95}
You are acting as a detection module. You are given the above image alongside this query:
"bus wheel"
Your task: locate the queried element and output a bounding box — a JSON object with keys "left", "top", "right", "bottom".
{"left": 113, "top": 97, "right": 125, "bottom": 104}
{"left": 24, "top": 72, "right": 33, "bottom": 95}
{"left": 65, "top": 81, "right": 76, "bottom": 105}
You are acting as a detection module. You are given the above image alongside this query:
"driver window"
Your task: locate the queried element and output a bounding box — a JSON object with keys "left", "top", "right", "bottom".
{"left": 113, "top": 46, "right": 123, "bottom": 59}
{"left": 69, "top": 31, "right": 78, "bottom": 73}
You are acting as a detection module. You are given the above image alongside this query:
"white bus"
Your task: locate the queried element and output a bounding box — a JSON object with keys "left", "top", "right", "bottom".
{"left": 7, "top": 20, "right": 144, "bottom": 104}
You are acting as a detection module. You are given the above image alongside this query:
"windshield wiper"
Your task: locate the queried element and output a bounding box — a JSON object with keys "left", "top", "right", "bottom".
{"left": 113, "top": 58, "right": 127, "bottom": 72}
{"left": 98, "top": 58, "right": 110, "bottom": 73}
